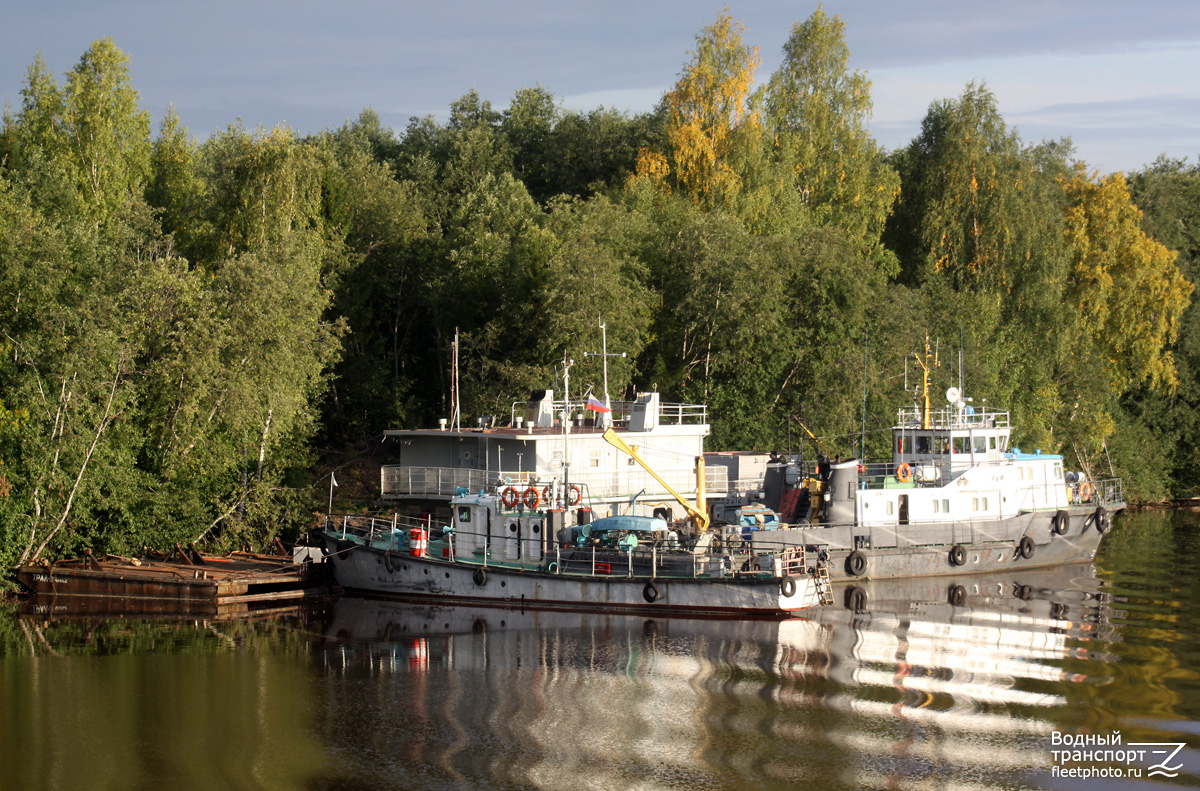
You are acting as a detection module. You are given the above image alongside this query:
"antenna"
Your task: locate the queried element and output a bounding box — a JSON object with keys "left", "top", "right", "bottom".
{"left": 450, "top": 328, "right": 460, "bottom": 431}
{"left": 583, "top": 316, "right": 627, "bottom": 427}
{"left": 861, "top": 329, "right": 868, "bottom": 462}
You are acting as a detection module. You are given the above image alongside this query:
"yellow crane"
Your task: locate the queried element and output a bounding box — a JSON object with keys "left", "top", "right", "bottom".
{"left": 602, "top": 428, "right": 710, "bottom": 533}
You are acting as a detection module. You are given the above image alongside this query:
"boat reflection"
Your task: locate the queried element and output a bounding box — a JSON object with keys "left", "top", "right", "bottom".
{"left": 317, "top": 565, "right": 1113, "bottom": 789}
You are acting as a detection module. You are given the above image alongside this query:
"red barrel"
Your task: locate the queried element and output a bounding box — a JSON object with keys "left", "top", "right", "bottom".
{"left": 409, "top": 528, "right": 427, "bottom": 557}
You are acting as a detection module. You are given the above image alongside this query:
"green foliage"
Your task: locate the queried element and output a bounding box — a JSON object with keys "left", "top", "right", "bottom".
{"left": 1, "top": 15, "right": 1195, "bottom": 581}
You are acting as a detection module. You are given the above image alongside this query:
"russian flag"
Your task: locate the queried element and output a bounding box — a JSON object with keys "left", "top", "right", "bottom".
{"left": 586, "top": 395, "right": 611, "bottom": 413}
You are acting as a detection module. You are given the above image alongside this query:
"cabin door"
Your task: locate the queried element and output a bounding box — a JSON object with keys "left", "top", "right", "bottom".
{"left": 505, "top": 518, "right": 521, "bottom": 560}
{"left": 898, "top": 495, "right": 909, "bottom": 525}
{"left": 525, "top": 518, "right": 544, "bottom": 562}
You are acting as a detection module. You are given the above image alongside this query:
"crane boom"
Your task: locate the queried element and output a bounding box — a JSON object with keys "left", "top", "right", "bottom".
{"left": 602, "top": 428, "right": 710, "bottom": 532}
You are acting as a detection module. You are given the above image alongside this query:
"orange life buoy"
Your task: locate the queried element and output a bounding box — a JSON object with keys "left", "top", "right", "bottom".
{"left": 500, "top": 486, "right": 520, "bottom": 509}
{"left": 895, "top": 462, "right": 912, "bottom": 483}
{"left": 1079, "top": 481, "right": 1093, "bottom": 501}
{"left": 567, "top": 484, "right": 582, "bottom": 506}
{"left": 523, "top": 487, "right": 542, "bottom": 510}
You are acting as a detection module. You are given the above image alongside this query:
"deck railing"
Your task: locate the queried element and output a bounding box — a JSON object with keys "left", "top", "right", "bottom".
{"left": 381, "top": 464, "right": 730, "bottom": 501}
{"left": 896, "top": 405, "right": 1011, "bottom": 429}
{"left": 509, "top": 399, "right": 707, "bottom": 428}
{"left": 324, "top": 515, "right": 798, "bottom": 581}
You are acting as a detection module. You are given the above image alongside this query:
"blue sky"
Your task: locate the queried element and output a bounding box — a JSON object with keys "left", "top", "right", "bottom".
{"left": 3, "top": 1, "right": 1198, "bottom": 174}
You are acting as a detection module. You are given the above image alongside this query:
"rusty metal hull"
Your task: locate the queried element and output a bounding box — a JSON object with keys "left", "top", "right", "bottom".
{"left": 14, "top": 552, "right": 328, "bottom": 614}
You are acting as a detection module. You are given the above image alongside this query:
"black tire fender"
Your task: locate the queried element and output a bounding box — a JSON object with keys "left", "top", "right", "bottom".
{"left": 472, "top": 567, "right": 487, "bottom": 587}
{"left": 1052, "top": 510, "right": 1070, "bottom": 536}
{"left": 949, "top": 544, "right": 967, "bottom": 566}
{"left": 642, "top": 581, "right": 660, "bottom": 603}
{"left": 1018, "top": 536, "right": 1034, "bottom": 560}
{"left": 780, "top": 576, "right": 797, "bottom": 598}
{"left": 846, "top": 550, "right": 867, "bottom": 577}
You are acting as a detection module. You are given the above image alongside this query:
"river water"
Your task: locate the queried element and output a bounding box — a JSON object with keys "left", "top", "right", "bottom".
{"left": 3, "top": 510, "right": 1200, "bottom": 791}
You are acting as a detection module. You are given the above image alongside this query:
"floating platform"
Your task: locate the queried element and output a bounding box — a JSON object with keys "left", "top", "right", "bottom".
{"left": 14, "top": 550, "right": 329, "bottom": 617}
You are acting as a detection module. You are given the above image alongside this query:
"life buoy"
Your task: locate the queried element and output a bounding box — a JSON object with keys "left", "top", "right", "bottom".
{"left": 522, "top": 487, "right": 541, "bottom": 510}
{"left": 949, "top": 544, "right": 967, "bottom": 566}
{"left": 500, "top": 486, "right": 520, "bottom": 509}
{"left": 1018, "top": 536, "right": 1034, "bottom": 560}
{"left": 642, "top": 581, "right": 660, "bottom": 603}
{"left": 1079, "top": 481, "right": 1093, "bottom": 501}
{"left": 857, "top": 464, "right": 866, "bottom": 475}
{"left": 472, "top": 567, "right": 487, "bottom": 586}
{"left": 1052, "top": 510, "right": 1069, "bottom": 535}
{"left": 567, "top": 484, "right": 582, "bottom": 507}
{"left": 780, "top": 576, "right": 798, "bottom": 597}
{"left": 895, "top": 463, "right": 912, "bottom": 483}
{"left": 847, "top": 550, "right": 867, "bottom": 577}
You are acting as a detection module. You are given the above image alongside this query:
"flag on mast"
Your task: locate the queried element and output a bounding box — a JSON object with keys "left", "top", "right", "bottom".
{"left": 585, "top": 395, "right": 611, "bottom": 413}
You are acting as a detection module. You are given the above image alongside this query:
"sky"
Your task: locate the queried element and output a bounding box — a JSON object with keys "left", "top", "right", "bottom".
{"left": 3, "top": 1, "right": 1199, "bottom": 174}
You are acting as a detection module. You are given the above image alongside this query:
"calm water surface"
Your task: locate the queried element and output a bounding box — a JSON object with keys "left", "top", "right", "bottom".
{"left": 4, "top": 510, "right": 1200, "bottom": 790}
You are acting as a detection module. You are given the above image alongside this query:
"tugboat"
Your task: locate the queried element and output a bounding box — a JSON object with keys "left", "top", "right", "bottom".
{"left": 320, "top": 423, "right": 832, "bottom": 617}
{"left": 737, "top": 342, "right": 1125, "bottom": 581}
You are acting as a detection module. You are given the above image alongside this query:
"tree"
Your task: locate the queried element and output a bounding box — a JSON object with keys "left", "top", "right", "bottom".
{"left": 61, "top": 38, "right": 151, "bottom": 226}
{"left": 661, "top": 11, "right": 762, "bottom": 208}
{"left": 762, "top": 8, "right": 899, "bottom": 253}
{"left": 502, "top": 85, "right": 559, "bottom": 202}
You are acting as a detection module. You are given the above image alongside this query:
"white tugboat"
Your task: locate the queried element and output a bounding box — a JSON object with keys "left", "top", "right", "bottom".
{"left": 736, "top": 342, "right": 1125, "bottom": 581}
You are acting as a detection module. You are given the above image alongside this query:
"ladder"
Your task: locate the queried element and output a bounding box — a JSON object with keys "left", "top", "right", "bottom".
{"left": 813, "top": 564, "right": 834, "bottom": 606}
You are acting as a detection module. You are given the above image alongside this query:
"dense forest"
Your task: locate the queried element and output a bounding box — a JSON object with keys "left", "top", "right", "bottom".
{"left": 1, "top": 10, "right": 1197, "bottom": 571}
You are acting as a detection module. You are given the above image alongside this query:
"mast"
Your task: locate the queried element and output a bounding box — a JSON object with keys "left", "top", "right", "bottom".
{"left": 912, "top": 338, "right": 940, "bottom": 430}
{"left": 584, "top": 316, "right": 626, "bottom": 429}
{"left": 451, "top": 328, "right": 461, "bottom": 431}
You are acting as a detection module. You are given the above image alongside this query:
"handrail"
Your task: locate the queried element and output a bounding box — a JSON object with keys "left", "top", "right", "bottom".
{"left": 381, "top": 463, "right": 729, "bottom": 500}
{"left": 322, "top": 515, "right": 796, "bottom": 581}
{"left": 509, "top": 398, "right": 707, "bottom": 428}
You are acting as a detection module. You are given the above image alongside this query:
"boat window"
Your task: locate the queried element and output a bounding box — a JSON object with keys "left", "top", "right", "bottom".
{"left": 886, "top": 501, "right": 894, "bottom": 515}
{"left": 972, "top": 498, "right": 979, "bottom": 511}
{"left": 916, "top": 435, "right": 931, "bottom": 454}
{"left": 933, "top": 499, "right": 940, "bottom": 513}
{"left": 1053, "top": 463, "right": 1063, "bottom": 480}
{"left": 999, "top": 437, "right": 1008, "bottom": 452}
{"left": 457, "top": 506, "right": 472, "bottom": 523}
{"left": 982, "top": 497, "right": 988, "bottom": 510}
{"left": 973, "top": 436, "right": 987, "bottom": 453}
{"left": 989, "top": 436, "right": 997, "bottom": 450}
{"left": 953, "top": 437, "right": 969, "bottom": 454}
{"left": 942, "top": 499, "right": 950, "bottom": 512}
{"left": 589, "top": 449, "right": 601, "bottom": 468}
{"left": 896, "top": 436, "right": 906, "bottom": 454}
{"left": 939, "top": 437, "right": 950, "bottom": 455}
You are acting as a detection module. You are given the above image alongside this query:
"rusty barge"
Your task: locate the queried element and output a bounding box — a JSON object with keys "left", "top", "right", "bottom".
{"left": 14, "top": 547, "right": 329, "bottom": 617}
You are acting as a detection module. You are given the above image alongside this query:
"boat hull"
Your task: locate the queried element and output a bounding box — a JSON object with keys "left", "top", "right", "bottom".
{"left": 748, "top": 505, "right": 1116, "bottom": 583}
{"left": 321, "top": 536, "right": 821, "bottom": 617}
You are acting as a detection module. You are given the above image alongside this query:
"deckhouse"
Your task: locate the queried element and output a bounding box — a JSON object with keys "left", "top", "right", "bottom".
{"left": 378, "top": 391, "right": 725, "bottom": 522}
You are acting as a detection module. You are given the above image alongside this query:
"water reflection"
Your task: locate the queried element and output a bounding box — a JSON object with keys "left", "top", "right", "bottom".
{"left": 6, "top": 512, "right": 1200, "bottom": 789}
{"left": 312, "top": 565, "right": 1114, "bottom": 790}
